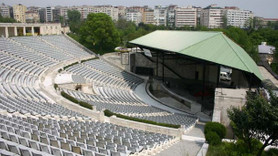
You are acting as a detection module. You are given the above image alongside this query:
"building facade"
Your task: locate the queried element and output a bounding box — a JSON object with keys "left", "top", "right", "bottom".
{"left": 224, "top": 7, "right": 253, "bottom": 28}
{"left": 201, "top": 4, "right": 224, "bottom": 28}
{"left": 175, "top": 6, "right": 197, "bottom": 28}
{"left": 13, "top": 4, "right": 27, "bottom": 23}
{"left": 25, "top": 11, "right": 40, "bottom": 23}
{"left": 142, "top": 9, "right": 154, "bottom": 24}
{"left": 46, "top": 6, "right": 54, "bottom": 22}
{"left": 0, "top": 23, "right": 65, "bottom": 37}
{"left": 0, "top": 3, "right": 11, "bottom": 18}
{"left": 167, "top": 5, "right": 177, "bottom": 27}
{"left": 126, "top": 11, "right": 142, "bottom": 25}
{"left": 154, "top": 6, "right": 167, "bottom": 26}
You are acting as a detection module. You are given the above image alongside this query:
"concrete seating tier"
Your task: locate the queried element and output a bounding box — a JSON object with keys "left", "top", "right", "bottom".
{"left": 41, "top": 35, "right": 91, "bottom": 57}
{"left": 0, "top": 94, "right": 85, "bottom": 117}
{"left": 83, "top": 60, "right": 143, "bottom": 85}
{"left": 0, "top": 113, "right": 173, "bottom": 155}
{"left": 62, "top": 89, "right": 197, "bottom": 127}
{"left": 0, "top": 38, "right": 56, "bottom": 67}
{"left": 65, "top": 63, "right": 144, "bottom": 90}
{"left": 12, "top": 36, "right": 72, "bottom": 61}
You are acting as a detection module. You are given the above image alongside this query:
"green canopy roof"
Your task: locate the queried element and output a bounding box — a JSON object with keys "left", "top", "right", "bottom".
{"left": 129, "top": 30, "right": 263, "bottom": 80}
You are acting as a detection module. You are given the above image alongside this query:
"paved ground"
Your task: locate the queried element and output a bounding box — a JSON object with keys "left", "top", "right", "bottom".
{"left": 155, "top": 140, "right": 203, "bottom": 156}
{"left": 184, "top": 122, "right": 205, "bottom": 138}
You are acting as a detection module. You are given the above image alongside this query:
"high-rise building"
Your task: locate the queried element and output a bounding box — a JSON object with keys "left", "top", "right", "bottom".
{"left": 224, "top": 6, "right": 253, "bottom": 28}
{"left": 72, "top": 6, "right": 88, "bottom": 19}
{"left": 59, "top": 7, "right": 69, "bottom": 20}
{"left": 117, "top": 6, "right": 126, "bottom": 19}
{"left": 154, "top": 6, "right": 167, "bottom": 26}
{"left": 200, "top": 4, "right": 224, "bottom": 28}
{"left": 46, "top": 6, "right": 54, "bottom": 22}
{"left": 27, "top": 6, "right": 40, "bottom": 13}
{"left": 25, "top": 11, "right": 40, "bottom": 23}
{"left": 175, "top": 6, "right": 197, "bottom": 28}
{"left": 0, "top": 3, "right": 11, "bottom": 18}
{"left": 72, "top": 5, "right": 119, "bottom": 21}
{"left": 167, "top": 5, "right": 177, "bottom": 27}
{"left": 126, "top": 11, "right": 142, "bottom": 25}
{"left": 142, "top": 8, "right": 154, "bottom": 24}
{"left": 13, "top": 4, "right": 27, "bottom": 23}
{"left": 39, "top": 8, "right": 46, "bottom": 23}
{"left": 52, "top": 8, "right": 61, "bottom": 23}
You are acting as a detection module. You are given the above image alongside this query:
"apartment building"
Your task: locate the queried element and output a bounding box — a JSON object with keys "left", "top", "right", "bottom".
{"left": 13, "top": 4, "right": 27, "bottom": 23}
{"left": 201, "top": 4, "right": 224, "bottom": 28}
{"left": 167, "top": 5, "right": 177, "bottom": 27}
{"left": 142, "top": 9, "right": 155, "bottom": 24}
{"left": 223, "top": 7, "right": 253, "bottom": 28}
{"left": 154, "top": 6, "right": 167, "bottom": 26}
{"left": 175, "top": 6, "right": 197, "bottom": 27}
{"left": 0, "top": 3, "right": 11, "bottom": 18}
{"left": 126, "top": 11, "right": 142, "bottom": 25}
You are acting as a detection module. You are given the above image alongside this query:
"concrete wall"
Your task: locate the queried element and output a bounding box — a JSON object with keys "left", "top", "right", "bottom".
{"left": 109, "top": 116, "right": 185, "bottom": 137}
{"left": 0, "top": 23, "right": 63, "bottom": 37}
{"left": 213, "top": 88, "right": 247, "bottom": 138}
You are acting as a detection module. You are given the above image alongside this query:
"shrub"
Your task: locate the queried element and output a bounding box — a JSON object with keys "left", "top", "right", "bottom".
{"left": 63, "top": 62, "right": 79, "bottom": 70}
{"left": 205, "top": 122, "right": 226, "bottom": 139}
{"left": 103, "top": 110, "right": 180, "bottom": 128}
{"left": 80, "top": 57, "right": 98, "bottom": 63}
{"left": 61, "top": 91, "right": 93, "bottom": 110}
{"left": 206, "top": 131, "right": 221, "bottom": 145}
{"left": 54, "top": 83, "right": 58, "bottom": 90}
{"left": 79, "top": 101, "right": 93, "bottom": 110}
{"left": 265, "top": 148, "right": 278, "bottom": 156}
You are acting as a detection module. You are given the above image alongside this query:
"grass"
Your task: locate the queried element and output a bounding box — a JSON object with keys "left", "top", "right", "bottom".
{"left": 104, "top": 109, "right": 181, "bottom": 128}
{"left": 61, "top": 91, "right": 93, "bottom": 110}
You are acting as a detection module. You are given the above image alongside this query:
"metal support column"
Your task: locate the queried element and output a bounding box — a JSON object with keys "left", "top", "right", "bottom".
{"left": 202, "top": 63, "right": 206, "bottom": 102}
{"left": 156, "top": 52, "right": 159, "bottom": 77}
{"left": 162, "top": 53, "right": 165, "bottom": 82}
{"left": 216, "top": 65, "right": 220, "bottom": 87}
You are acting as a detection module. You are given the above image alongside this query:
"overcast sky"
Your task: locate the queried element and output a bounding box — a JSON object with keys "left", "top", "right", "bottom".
{"left": 2, "top": 0, "right": 278, "bottom": 18}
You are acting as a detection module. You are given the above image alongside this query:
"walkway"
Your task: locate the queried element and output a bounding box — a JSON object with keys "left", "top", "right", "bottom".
{"left": 259, "top": 66, "right": 278, "bottom": 87}
{"left": 155, "top": 140, "right": 203, "bottom": 156}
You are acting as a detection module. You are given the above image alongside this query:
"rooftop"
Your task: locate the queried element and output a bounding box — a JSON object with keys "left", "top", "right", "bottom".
{"left": 130, "top": 30, "right": 263, "bottom": 80}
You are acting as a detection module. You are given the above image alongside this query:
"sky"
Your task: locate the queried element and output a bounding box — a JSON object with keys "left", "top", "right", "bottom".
{"left": 2, "top": 0, "right": 278, "bottom": 18}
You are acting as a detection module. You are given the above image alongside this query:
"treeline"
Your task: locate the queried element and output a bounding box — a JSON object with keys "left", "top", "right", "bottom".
{"left": 66, "top": 11, "right": 278, "bottom": 63}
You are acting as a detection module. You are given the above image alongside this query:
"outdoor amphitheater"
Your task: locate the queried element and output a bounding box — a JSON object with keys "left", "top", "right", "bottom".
{"left": 0, "top": 33, "right": 206, "bottom": 156}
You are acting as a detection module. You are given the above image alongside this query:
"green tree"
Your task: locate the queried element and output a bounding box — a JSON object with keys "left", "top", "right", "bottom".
{"left": 0, "top": 14, "right": 17, "bottom": 23}
{"left": 228, "top": 92, "right": 278, "bottom": 156}
{"left": 80, "top": 13, "right": 120, "bottom": 53}
{"left": 115, "top": 19, "right": 137, "bottom": 46}
{"left": 67, "top": 10, "right": 81, "bottom": 33}
{"left": 222, "top": 15, "right": 228, "bottom": 29}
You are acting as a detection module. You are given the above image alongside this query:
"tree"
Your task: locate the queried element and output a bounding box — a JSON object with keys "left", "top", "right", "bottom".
{"left": 0, "top": 14, "right": 17, "bottom": 23}
{"left": 79, "top": 13, "right": 120, "bottom": 53}
{"left": 228, "top": 91, "right": 278, "bottom": 156}
{"left": 67, "top": 10, "right": 81, "bottom": 33}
